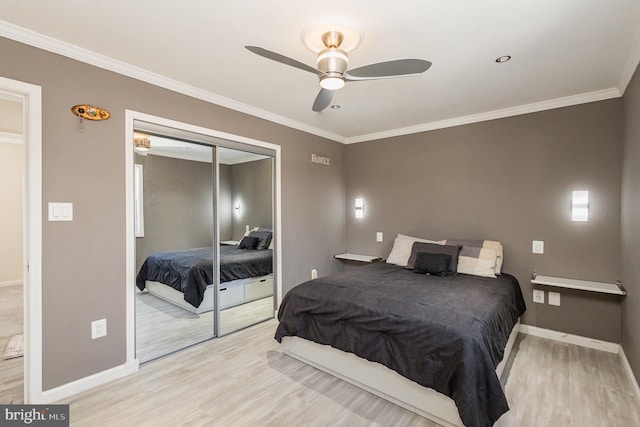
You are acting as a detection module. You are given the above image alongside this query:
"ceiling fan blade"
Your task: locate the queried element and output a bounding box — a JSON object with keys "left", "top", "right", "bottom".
{"left": 312, "top": 89, "right": 334, "bottom": 112}
{"left": 245, "top": 46, "right": 322, "bottom": 76}
{"left": 345, "top": 59, "right": 432, "bottom": 81}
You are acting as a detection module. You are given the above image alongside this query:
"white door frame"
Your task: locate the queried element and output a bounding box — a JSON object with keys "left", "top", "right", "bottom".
{"left": 0, "top": 76, "right": 43, "bottom": 403}
{"left": 125, "top": 110, "right": 282, "bottom": 365}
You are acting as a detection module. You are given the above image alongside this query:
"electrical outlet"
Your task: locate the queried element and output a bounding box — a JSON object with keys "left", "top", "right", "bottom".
{"left": 533, "top": 289, "right": 545, "bottom": 304}
{"left": 532, "top": 240, "right": 544, "bottom": 254}
{"left": 91, "top": 319, "right": 107, "bottom": 339}
{"left": 548, "top": 291, "right": 561, "bottom": 306}
{"left": 376, "top": 232, "right": 383, "bottom": 242}
{"left": 311, "top": 269, "right": 318, "bottom": 280}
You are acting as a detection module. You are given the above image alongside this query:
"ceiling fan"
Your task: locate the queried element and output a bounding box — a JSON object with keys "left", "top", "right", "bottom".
{"left": 245, "top": 29, "right": 432, "bottom": 112}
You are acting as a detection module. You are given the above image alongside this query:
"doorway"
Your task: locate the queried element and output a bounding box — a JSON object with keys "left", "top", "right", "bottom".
{"left": 0, "top": 93, "right": 24, "bottom": 403}
{"left": 126, "top": 111, "right": 281, "bottom": 364}
{"left": 0, "top": 76, "right": 43, "bottom": 404}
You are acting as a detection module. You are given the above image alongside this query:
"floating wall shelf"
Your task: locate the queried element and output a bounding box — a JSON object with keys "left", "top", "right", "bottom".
{"left": 531, "top": 275, "right": 626, "bottom": 296}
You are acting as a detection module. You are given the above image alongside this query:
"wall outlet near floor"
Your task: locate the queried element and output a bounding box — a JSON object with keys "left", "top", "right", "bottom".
{"left": 311, "top": 269, "right": 318, "bottom": 280}
{"left": 548, "top": 291, "right": 561, "bottom": 306}
{"left": 376, "top": 232, "right": 383, "bottom": 242}
{"left": 91, "top": 319, "right": 107, "bottom": 339}
{"left": 533, "top": 289, "right": 545, "bottom": 304}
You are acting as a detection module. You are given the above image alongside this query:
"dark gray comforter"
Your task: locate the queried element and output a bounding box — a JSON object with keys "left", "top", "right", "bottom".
{"left": 275, "top": 263, "right": 526, "bottom": 427}
{"left": 136, "top": 245, "right": 273, "bottom": 308}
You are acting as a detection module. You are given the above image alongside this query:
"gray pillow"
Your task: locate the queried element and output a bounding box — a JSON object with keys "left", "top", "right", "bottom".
{"left": 248, "top": 230, "right": 272, "bottom": 250}
{"left": 406, "top": 242, "right": 462, "bottom": 273}
{"left": 238, "top": 235, "right": 259, "bottom": 250}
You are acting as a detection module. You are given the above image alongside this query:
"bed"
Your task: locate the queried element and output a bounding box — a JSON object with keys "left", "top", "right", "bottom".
{"left": 275, "top": 237, "right": 525, "bottom": 427}
{"left": 136, "top": 244, "right": 273, "bottom": 314}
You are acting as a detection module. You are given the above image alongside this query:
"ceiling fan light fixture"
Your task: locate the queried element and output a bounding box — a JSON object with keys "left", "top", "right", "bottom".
{"left": 320, "top": 74, "right": 346, "bottom": 90}
{"left": 134, "top": 133, "right": 151, "bottom": 152}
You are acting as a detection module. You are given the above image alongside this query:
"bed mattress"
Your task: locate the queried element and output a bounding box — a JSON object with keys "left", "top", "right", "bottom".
{"left": 275, "top": 262, "right": 526, "bottom": 427}
{"left": 136, "top": 245, "right": 273, "bottom": 308}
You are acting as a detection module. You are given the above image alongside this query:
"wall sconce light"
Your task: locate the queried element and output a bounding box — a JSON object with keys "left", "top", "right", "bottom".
{"left": 234, "top": 201, "right": 241, "bottom": 215}
{"left": 355, "top": 198, "right": 364, "bottom": 219}
{"left": 71, "top": 104, "right": 110, "bottom": 129}
{"left": 572, "top": 190, "right": 589, "bottom": 221}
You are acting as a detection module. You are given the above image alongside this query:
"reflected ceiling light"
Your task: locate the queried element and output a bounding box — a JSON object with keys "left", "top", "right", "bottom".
{"left": 134, "top": 133, "right": 151, "bottom": 152}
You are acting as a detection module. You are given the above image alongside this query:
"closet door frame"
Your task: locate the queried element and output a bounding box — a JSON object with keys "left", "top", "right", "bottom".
{"left": 125, "top": 110, "right": 282, "bottom": 367}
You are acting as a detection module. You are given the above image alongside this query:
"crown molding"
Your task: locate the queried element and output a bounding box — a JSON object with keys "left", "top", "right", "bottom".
{"left": 344, "top": 87, "right": 622, "bottom": 144}
{"left": 617, "top": 26, "right": 640, "bottom": 95}
{"left": 0, "top": 20, "right": 345, "bottom": 144}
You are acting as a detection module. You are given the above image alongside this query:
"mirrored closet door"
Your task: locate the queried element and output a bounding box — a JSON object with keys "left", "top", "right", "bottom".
{"left": 132, "top": 123, "right": 276, "bottom": 362}
{"left": 134, "top": 134, "right": 216, "bottom": 362}
{"left": 217, "top": 147, "right": 274, "bottom": 335}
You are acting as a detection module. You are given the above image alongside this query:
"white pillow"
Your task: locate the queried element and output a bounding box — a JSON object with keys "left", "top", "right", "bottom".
{"left": 386, "top": 234, "right": 440, "bottom": 267}
{"left": 457, "top": 248, "right": 498, "bottom": 278}
{"left": 483, "top": 241, "right": 503, "bottom": 274}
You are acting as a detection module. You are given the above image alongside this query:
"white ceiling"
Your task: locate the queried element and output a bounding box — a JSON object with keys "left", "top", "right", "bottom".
{"left": 1, "top": 1, "right": 639, "bottom": 143}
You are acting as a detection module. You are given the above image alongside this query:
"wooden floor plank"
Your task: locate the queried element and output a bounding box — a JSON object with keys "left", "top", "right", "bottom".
{"left": 58, "top": 322, "right": 640, "bottom": 426}
{"left": 4, "top": 309, "right": 640, "bottom": 426}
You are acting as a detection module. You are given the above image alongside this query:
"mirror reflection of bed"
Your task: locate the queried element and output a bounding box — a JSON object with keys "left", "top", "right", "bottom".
{"left": 134, "top": 134, "right": 274, "bottom": 363}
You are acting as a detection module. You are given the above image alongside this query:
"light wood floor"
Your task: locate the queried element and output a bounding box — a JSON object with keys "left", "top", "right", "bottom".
{"left": 64, "top": 320, "right": 640, "bottom": 426}
{"left": 136, "top": 291, "right": 273, "bottom": 362}
{"left": 0, "top": 284, "right": 23, "bottom": 404}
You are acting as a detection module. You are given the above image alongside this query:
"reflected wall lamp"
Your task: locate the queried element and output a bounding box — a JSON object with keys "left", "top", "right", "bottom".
{"left": 355, "top": 198, "right": 364, "bottom": 219}
{"left": 572, "top": 190, "right": 589, "bottom": 222}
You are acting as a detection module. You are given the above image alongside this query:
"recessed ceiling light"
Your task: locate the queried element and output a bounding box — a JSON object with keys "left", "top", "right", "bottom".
{"left": 495, "top": 55, "right": 511, "bottom": 63}
{"left": 330, "top": 104, "right": 341, "bottom": 109}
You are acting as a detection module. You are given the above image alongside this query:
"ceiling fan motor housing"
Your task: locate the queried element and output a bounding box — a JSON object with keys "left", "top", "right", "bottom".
{"left": 317, "top": 47, "right": 348, "bottom": 75}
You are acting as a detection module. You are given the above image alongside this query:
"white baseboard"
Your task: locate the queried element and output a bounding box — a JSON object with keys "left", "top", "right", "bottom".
{"left": 519, "top": 324, "right": 620, "bottom": 354}
{"left": 40, "top": 360, "right": 139, "bottom": 403}
{"left": 620, "top": 347, "right": 640, "bottom": 402}
{"left": 0, "top": 280, "right": 23, "bottom": 288}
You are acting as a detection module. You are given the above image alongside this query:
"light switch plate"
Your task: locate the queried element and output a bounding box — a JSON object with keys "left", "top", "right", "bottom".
{"left": 376, "top": 232, "right": 383, "bottom": 242}
{"left": 48, "top": 202, "right": 73, "bottom": 221}
{"left": 532, "top": 240, "right": 544, "bottom": 254}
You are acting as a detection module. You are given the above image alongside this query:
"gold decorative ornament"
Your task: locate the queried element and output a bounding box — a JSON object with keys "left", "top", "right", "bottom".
{"left": 71, "top": 104, "right": 110, "bottom": 128}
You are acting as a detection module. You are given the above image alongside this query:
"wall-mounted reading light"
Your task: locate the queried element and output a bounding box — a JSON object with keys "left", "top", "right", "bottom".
{"left": 355, "top": 198, "right": 364, "bottom": 219}
{"left": 572, "top": 190, "right": 589, "bottom": 221}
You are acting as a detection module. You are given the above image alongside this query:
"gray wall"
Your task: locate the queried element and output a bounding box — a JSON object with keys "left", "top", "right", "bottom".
{"left": 230, "top": 158, "right": 273, "bottom": 240}
{"left": 345, "top": 99, "right": 623, "bottom": 341}
{"left": 135, "top": 154, "right": 214, "bottom": 271}
{"left": 0, "top": 36, "right": 346, "bottom": 390}
{"left": 622, "top": 61, "right": 640, "bottom": 382}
